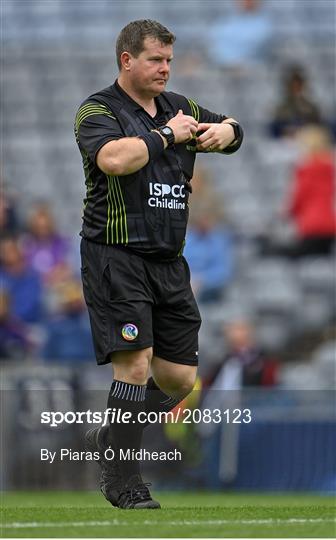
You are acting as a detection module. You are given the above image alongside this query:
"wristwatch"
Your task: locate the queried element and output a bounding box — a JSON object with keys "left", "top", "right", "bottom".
{"left": 156, "top": 125, "right": 175, "bottom": 147}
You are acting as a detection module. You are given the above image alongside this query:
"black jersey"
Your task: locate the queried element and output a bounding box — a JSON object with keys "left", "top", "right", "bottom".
{"left": 75, "top": 80, "right": 240, "bottom": 260}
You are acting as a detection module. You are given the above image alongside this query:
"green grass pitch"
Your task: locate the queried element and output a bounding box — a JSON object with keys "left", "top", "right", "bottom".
{"left": 1, "top": 491, "right": 335, "bottom": 538}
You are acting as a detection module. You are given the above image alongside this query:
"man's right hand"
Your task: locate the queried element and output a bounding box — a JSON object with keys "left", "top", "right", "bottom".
{"left": 167, "top": 109, "right": 198, "bottom": 144}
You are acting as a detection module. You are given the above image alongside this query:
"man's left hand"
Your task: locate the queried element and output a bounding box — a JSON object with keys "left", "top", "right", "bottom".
{"left": 196, "top": 118, "right": 237, "bottom": 152}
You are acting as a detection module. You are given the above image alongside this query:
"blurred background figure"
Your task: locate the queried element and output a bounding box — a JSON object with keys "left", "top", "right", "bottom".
{"left": 208, "top": 0, "right": 273, "bottom": 71}
{"left": 0, "top": 187, "right": 21, "bottom": 236}
{"left": 0, "top": 290, "right": 31, "bottom": 361}
{"left": 0, "top": 236, "right": 43, "bottom": 325}
{"left": 269, "top": 65, "right": 322, "bottom": 139}
{"left": 285, "top": 126, "right": 336, "bottom": 256}
{"left": 22, "top": 202, "right": 70, "bottom": 285}
{"left": 261, "top": 125, "right": 336, "bottom": 258}
{"left": 206, "top": 318, "right": 278, "bottom": 390}
{"left": 42, "top": 278, "right": 95, "bottom": 362}
{"left": 184, "top": 169, "right": 235, "bottom": 304}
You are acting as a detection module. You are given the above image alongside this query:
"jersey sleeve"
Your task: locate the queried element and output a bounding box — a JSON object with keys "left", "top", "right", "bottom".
{"left": 186, "top": 98, "right": 227, "bottom": 125}
{"left": 185, "top": 97, "right": 243, "bottom": 155}
{"left": 75, "top": 101, "right": 123, "bottom": 163}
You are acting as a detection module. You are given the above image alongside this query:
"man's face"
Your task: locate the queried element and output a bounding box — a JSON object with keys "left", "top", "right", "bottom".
{"left": 126, "top": 37, "right": 173, "bottom": 97}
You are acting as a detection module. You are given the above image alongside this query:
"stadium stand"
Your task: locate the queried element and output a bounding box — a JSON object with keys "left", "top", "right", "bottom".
{"left": 3, "top": 0, "right": 335, "bottom": 364}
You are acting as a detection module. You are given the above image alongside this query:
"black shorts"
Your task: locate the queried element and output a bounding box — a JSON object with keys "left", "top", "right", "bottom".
{"left": 80, "top": 239, "right": 201, "bottom": 366}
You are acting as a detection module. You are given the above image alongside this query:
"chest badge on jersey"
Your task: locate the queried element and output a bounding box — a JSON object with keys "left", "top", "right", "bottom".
{"left": 148, "top": 181, "right": 186, "bottom": 210}
{"left": 122, "top": 323, "right": 138, "bottom": 341}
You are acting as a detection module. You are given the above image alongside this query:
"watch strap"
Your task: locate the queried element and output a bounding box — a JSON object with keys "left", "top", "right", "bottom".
{"left": 157, "top": 125, "right": 175, "bottom": 147}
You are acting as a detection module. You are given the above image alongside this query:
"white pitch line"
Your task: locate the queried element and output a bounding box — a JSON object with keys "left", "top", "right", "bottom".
{"left": 2, "top": 518, "right": 335, "bottom": 529}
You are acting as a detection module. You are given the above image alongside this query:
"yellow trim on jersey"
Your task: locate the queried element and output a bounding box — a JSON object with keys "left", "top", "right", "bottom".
{"left": 75, "top": 102, "right": 116, "bottom": 132}
{"left": 187, "top": 98, "right": 200, "bottom": 123}
{"left": 106, "top": 175, "right": 128, "bottom": 245}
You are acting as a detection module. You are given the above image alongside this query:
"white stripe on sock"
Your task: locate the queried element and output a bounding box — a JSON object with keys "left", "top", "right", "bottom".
{"left": 111, "top": 381, "right": 146, "bottom": 401}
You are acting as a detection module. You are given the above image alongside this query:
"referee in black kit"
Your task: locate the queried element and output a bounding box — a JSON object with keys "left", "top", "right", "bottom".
{"left": 75, "top": 19, "right": 243, "bottom": 509}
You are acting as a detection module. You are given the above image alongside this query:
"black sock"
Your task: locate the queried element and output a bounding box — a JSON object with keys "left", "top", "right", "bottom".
{"left": 144, "top": 377, "right": 181, "bottom": 427}
{"left": 107, "top": 380, "right": 146, "bottom": 485}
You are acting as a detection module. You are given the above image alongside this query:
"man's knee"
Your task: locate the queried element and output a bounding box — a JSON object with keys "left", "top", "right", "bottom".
{"left": 152, "top": 358, "right": 197, "bottom": 399}
{"left": 159, "top": 371, "right": 197, "bottom": 399}
{"left": 111, "top": 348, "right": 152, "bottom": 385}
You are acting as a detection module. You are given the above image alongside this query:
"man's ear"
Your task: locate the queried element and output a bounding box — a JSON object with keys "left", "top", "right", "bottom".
{"left": 120, "top": 51, "right": 132, "bottom": 71}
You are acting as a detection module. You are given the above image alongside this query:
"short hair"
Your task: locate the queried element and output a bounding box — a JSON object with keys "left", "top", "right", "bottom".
{"left": 116, "top": 19, "right": 176, "bottom": 70}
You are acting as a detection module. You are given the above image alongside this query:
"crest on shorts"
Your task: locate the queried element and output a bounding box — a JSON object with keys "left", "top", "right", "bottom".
{"left": 122, "top": 323, "right": 138, "bottom": 341}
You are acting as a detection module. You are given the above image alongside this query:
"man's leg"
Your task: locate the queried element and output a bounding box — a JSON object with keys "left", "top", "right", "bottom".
{"left": 107, "top": 348, "right": 150, "bottom": 482}
{"left": 81, "top": 242, "right": 159, "bottom": 507}
{"left": 86, "top": 347, "right": 161, "bottom": 509}
{"left": 105, "top": 347, "right": 160, "bottom": 508}
{"left": 145, "top": 356, "right": 197, "bottom": 418}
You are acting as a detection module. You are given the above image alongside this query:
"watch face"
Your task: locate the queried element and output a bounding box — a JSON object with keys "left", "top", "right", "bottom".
{"left": 162, "top": 127, "right": 172, "bottom": 135}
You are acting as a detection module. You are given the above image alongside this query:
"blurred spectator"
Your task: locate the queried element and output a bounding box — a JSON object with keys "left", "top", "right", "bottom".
{"left": 285, "top": 126, "right": 336, "bottom": 256}
{"left": 208, "top": 0, "right": 273, "bottom": 70}
{"left": 42, "top": 278, "right": 95, "bottom": 362}
{"left": 206, "top": 319, "right": 278, "bottom": 389}
{"left": 262, "top": 126, "right": 336, "bottom": 257}
{"left": 0, "top": 236, "right": 43, "bottom": 324}
{"left": 0, "top": 188, "right": 21, "bottom": 235}
{"left": 185, "top": 171, "right": 235, "bottom": 304}
{"left": 269, "top": 65, "right": 322, "bottom": 138}
{"left": 0, "top": 290, "right": 31, "bottom": 360}
{"left": 21, "top": 202, "right": 70, "bottom": 284}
